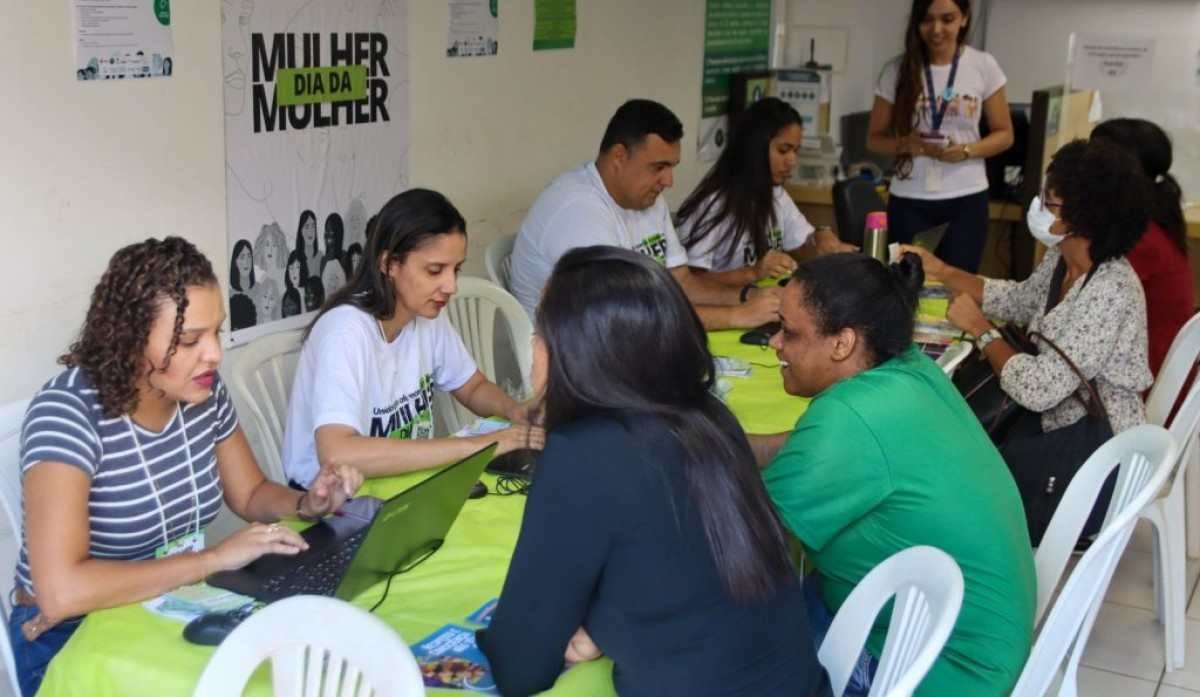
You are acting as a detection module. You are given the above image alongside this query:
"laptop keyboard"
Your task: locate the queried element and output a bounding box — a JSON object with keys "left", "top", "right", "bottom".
{"left": 259, "top": 527, "right": 369, "bottom": 599}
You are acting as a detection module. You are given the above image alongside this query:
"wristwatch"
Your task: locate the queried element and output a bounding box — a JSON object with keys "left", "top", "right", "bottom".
{"left": 974, "top": 326, "right": 1002, "bottom": 351}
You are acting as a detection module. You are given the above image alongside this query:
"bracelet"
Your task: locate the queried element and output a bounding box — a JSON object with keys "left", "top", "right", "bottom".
{"left": 296, "top": 492, "right": 321, "bottom": 522}
{"left": 739, "top": 284, "right": 754, "bottom": 303}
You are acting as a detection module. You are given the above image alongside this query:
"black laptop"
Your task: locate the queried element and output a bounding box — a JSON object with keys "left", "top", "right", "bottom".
{"left": 207, "top": 444, "right": 496, "bottom": 602}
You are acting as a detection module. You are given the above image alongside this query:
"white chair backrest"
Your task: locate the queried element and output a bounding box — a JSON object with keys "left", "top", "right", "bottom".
{"left": 935, "top": 342, "right": 972, "bottom": 376}
{"left": 1032, "top": 424, "right": 1180, "bottom": 622}
{"left": 223, "top": 329, "right": 304, "bottom": 484}
{"left": 441, "top": 276, "right": 533, "bottom": 433}
{"left": 0, "top": 399, "right": 30, "bottom": 697}
{"left": 193, "top": 594, "right": 424, "bottom": 697}
{"left": 484, "top": 234, "right": 517, "bottom": 291}
{"left": 1145, "top": 311, "right": 1200, "bottom": 427}
{"left": 1011, "top": 424, "right": 1177, "bottom": 697}
{"left": 818, "top": 545, "right": 964, "bottom": 697}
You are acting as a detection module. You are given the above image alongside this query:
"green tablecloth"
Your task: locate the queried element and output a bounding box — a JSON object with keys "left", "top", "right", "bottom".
{"left": 36, "top": 331, "right": 808, "bottom": 697}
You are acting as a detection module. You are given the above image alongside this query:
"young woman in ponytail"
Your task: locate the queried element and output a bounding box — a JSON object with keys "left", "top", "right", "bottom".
{"left": 478, "top": 246, "right": 831, "bottom": 697}
{"left": 1091, "top": 118, "right": 1195, "bottom": 376}
{"left": 867, "top": 0, "right": 1012, "bottom": 272}
{"left": 752, "top": 251, "right": 1036, "bottom": 697}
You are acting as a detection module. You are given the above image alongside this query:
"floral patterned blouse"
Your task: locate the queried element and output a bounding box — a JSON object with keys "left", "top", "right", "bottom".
{"left": 982, "top": 248, "right": 1152, "bottom": 434}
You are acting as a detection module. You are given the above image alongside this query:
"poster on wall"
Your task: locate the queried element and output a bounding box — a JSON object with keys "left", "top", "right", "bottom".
{"left": 697, "top": 0, "right": 771, "bottom": 162}
{"left": 222, "top": 0, "right": 410, "bottom": 345}
{"left": 1070, "top": 34, "right": 1157, "bottom": 93}
{"left": 72, "top": 0, "right": 175, "bottom": 80}
{"left": 533, "top": 0, "right": 575, "bottom": 51}
{"left": 446, "top": 0, "right": 498, "bottom": 58}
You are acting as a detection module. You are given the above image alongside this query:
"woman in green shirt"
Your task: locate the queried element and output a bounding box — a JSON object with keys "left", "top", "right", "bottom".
{"left": 753, "top": 252, "right": 1035, "bottom": 697}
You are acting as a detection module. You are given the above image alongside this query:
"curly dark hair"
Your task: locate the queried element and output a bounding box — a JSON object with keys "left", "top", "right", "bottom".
{"left": 59, "top": 237, "right": 217, "bottom": 418}
{"left": 1045, "top": 139, "right": 1152, "bottom": 265}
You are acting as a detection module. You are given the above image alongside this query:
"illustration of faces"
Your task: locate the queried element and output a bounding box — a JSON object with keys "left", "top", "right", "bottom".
{"left": 324, "top": 213, "right": 345, "bottom": 259}
{"left": 221, "top": 0, "right": 254, "bottom": 116}
{"left": 321, "top": 258, "right": 347, "bottom": 296}
{"left": 230, "top": 239, "right": 255, "bottom": 292}
{"left": 346, "top": 198, "right": 368, "bottom": 248}
{"left": 346, "top": 244, "right": 364, "bottom": 276}
{"left": 253, "top": 278, "right": 281, "bottom": 323}
{"left": 303, "top": 277, "right": 325, "bottom": 313}
{"left": 285, "top": 250, "right": 307, "bottom": 291}
{"left": 254, "top": 222, "right": 287, "bottom": 277}
{"left": 162, "top": 57, "right": 173, "bottom": 76}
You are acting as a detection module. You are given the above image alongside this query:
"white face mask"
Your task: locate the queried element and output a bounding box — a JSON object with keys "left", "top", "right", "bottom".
{"left": 1027, "top": 196, "right": 1066, "bottom": 247}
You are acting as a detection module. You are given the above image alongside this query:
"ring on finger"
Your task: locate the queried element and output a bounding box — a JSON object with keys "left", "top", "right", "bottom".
{"left": 267, "top": 523, "right": 280, "bottom": 534}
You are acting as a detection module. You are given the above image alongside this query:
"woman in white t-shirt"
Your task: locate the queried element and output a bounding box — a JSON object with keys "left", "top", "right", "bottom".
{"left": 282, "top": 189, "right": 544, "bottom": 488}
{"left": 868, "top": 0, "right": 1013, "bottom": 273}
{"left": 676, "top": 97, "right": 852, "bottom": 290}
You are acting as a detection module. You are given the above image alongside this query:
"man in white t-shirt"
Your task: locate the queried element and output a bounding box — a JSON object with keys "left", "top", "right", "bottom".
{"left": 509, "top": 99, "right": 781, "bottom": 330}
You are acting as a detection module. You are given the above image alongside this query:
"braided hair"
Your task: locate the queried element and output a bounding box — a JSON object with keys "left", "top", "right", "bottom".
{"left": 60, "top": 237, "right": 217, "bottom": 418}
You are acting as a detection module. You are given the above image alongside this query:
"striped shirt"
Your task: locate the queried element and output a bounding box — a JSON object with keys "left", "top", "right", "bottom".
{"left": 16, "top": 367, "right": 236, "bottom": 594}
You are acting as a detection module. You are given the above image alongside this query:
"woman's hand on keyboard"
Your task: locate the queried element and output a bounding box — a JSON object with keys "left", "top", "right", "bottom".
{"left": 206, "top": 522, "right": 310, "bottom": 572}
{"left": 492, "top": 424, "right": 546, "bottom": 456}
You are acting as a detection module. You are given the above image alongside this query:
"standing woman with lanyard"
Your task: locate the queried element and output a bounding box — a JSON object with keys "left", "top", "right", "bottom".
{"left": 868, "top": 0, "right": 1013, "bottom": 273}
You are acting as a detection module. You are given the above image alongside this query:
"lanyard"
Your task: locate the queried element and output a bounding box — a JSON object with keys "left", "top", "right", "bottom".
{"left": 126, "top": 405, "right": 203, "bottom": 549}
{"left": 923, "top": 48, "right": 961, "bottom": 133}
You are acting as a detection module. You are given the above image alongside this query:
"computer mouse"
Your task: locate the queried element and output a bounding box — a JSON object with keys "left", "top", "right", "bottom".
{"left": 739, "top": 321, "right": 781, "bottom": 347}
{"left": 468, "top": 480, "right": 488, "bottom": 499}
{"left": 182, "top": 610, "right": 246, "bottom": 646}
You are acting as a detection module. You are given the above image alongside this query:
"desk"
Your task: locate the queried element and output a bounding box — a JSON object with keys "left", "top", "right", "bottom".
{"left": 36, "top": 335, "right": 808, "bottom": 697}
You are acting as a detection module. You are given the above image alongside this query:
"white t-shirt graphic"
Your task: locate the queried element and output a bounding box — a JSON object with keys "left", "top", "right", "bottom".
{"left": 282, "top": 305, "right": 477, "bottom": 486}
{"left": 509, "top": 161, "right": 688, "bottom": 316}
{"left": 876, "top": 46, "right": 1007, "bottom": 201}
{"left": 680, "top": 186, "right": 815, "bottom": 272}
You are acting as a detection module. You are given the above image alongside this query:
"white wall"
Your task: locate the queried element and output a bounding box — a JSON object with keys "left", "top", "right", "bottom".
{"left": 0, "top": 0, "right": 710, "bottom": 403}
{"left": 984, "top": 0, "right": 1200, "bottom": 198}
{"left": 782, "top": 0, "right": 909, "bottom": 141}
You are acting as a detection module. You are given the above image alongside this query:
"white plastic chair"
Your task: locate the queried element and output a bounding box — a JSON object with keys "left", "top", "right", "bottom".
{"left": 193, "top": 595, "right": 424, "bottom": 697}
{"left": 818, "top": 546, "right": 964, "bottom": 697}
{"left": 223, "top": 329, "right": 304, "bottom": 484}
{"left": 440, "top": 276, "right": 534, "bottom": 434}
{"left": 484, "top": 234, "right": 517, "bottom": 292}
{"left": 0, "top": 399, "right": 31, "bottom": 697}
{"left": 935, "top": 341, "right": 972, "bottom": 376}
{"left": 1011, "top": 424, "right": 1178, "bottom": 697}
{"left": 1139, "top": 311, "right": 1200, "bottom": 670}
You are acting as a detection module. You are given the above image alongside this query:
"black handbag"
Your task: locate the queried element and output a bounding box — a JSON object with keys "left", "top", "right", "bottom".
{"left": 952, "top": 323, "right": 1037, "bottom": 442}
{"left": 999, "top": 332, "right": 1114, "bottom": 547}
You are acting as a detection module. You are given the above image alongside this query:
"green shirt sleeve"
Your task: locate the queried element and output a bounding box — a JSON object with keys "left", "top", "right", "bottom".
{"left": 763, "top": 395, "right": 894, "bottom": 551}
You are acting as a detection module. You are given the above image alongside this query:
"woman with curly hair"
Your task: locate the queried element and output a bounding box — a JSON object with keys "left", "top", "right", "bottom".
{"left": 902, "top": 139, "right": 1154, "bottom": 540}
{"left": 868, "top": 0, "right": 1012, "bottom": 272}
{"left": 13, "top": 237, "right": 363, "bottom": 697}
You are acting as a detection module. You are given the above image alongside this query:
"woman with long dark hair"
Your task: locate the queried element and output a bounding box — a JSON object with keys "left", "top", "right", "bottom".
{"left": 867, "top": 0, "right": 1012, "bottom": 272}
{"left": 14, "top": 237, "right": 360, "bottom": 697}
{"left": 295, "top": 209, "right": 320, "bottom": 279}
{"left": 478, "top": 246, "right": 830, "bottom": 697}
{"left": 281, "top": 249, "right": 307, "bottom": 318}
{"left": 757, "top": 252, "right": 1035, "bottom": 697}
{"left": 1090, "top": 118, "right": 1195, "bottom": 376}
{"left": 676, "top": 97, "right": 851, "bottom": 285}
{"left": 281, "top": 188, "right": 543, "bottom": 488}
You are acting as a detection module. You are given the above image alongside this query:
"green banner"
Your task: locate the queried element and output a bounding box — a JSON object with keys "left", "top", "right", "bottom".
{"left": 275, "top": 65, "right": 368, "bottom": 107}
{"left": 701, "top": 0, "right": 771, "bottom": 118}
{"left": 533, "top": 0, "right": 576, "bottom": 51}
{"left": 153, "top": 0, "right": 170, "bottom": 26}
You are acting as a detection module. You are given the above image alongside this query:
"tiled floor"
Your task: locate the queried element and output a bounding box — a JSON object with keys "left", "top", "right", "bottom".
{"left": 1077, "top": 520, "right": 1200, "bottom": 696}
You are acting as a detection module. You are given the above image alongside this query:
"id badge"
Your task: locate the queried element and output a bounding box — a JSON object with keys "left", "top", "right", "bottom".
{"left": 919, "top": 130, "right": 950, "bottom": 147}
{"left": 925, "top": 161, "right": 943, "bottom": 192}
{"left": 155, "top": 530, "right": 205, "bottom": 558}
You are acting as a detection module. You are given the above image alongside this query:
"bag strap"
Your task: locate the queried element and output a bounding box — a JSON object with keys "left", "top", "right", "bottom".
{"left": 1028, "top": 330, "right": 1112, "bottom": 429}
{"left": 1045, "top": 259, "right": 1067, "bottom": 313}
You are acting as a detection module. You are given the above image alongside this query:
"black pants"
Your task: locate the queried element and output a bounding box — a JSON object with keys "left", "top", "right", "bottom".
{"left": 887, "top": 190, "right": 990, "bottom": 273}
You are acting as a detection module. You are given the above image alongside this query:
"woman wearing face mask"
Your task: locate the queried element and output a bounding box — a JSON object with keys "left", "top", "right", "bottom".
{"left": 901, "top": 139, "right": 1153, "bottom": 439}
{"left": 868, "top": 0, "right": 1012, "bottom": 272}
{"left": 14, "top": 237, "right": 361, "bottom": 697}
{"left": 1090, "top": 118, "right": 1195, "bottom": 377}
{"left": 675, "top": 97, "right": 852, "bottom": 286}
{"left": 281, "top": 189, "right": 544, "bottom": 489}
